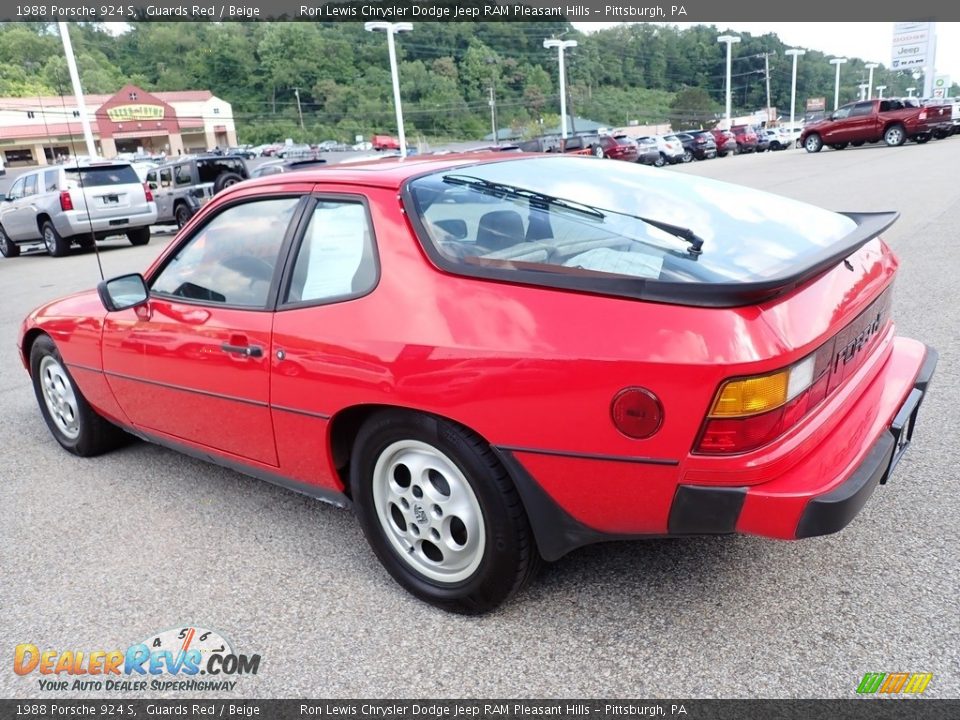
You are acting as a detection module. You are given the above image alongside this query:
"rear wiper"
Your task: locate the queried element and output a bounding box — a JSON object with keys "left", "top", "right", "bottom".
{"left": 442, "top": 174, "right": 605, "bottom": 220}
{"left": 633, "top": 215, "right": 705, "bottom": 256}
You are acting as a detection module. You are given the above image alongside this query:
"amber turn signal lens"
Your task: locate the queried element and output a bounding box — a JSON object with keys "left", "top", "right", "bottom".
{"left": 709, "top": 371, "right": 790, "bottom": 417}
{"left": 611, "top": 387, "right": 663, "bottom": 439}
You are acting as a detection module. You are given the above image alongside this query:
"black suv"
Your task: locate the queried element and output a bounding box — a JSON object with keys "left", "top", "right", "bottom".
{"left": 145, "top": 155, "right": 250, "bottom": 228}
{"left": 675, "top": 131, "right": 718, "bottom": 162}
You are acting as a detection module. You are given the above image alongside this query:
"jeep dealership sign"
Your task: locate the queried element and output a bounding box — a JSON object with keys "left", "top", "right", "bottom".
{"left": 891, "top": 22, "right": 933, "bottom": 70}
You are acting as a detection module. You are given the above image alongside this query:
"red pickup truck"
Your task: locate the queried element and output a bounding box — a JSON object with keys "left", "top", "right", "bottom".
{"left": 801, "top": 98, "right": 951, "bottom": 152}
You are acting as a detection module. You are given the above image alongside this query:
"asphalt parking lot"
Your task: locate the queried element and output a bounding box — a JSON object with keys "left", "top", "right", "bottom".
{"left": 1, "top": 141, "right": 958, "bottom": 699}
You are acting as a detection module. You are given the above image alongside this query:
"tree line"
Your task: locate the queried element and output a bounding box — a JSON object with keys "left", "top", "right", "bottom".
{"left": 0, "top": 21, "right": 953, "bottom": 144}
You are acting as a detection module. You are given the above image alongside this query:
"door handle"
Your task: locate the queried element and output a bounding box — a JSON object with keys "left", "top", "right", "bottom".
{"left": 221, "top": 342, "right": 263, "bottom": 358}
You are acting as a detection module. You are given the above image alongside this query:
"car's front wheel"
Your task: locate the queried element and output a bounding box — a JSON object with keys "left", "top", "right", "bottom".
{"left": 804, "top": 134, "right": 823, "bottom": 153}
{"left": 654, "top": 153, "right": 666, "bottom": 168}
{"left": 0, "top": 225, "right": 20, "bottom": 257}
{"left": 351, "top": 410, "right": 539, "bottom": 614}
{"left": 592, "top": 145, "right": 604, "bottom": 158}
{"left": 30, "top": 335, "right": 129, "bottom": 456}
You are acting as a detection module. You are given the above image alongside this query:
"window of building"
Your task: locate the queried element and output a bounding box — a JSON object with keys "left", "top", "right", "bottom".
{"left": 213, "top": 108, "right": 220, "bottom": 115}
{"left": 26, "top": 111, "right": 35, "bottom": 119}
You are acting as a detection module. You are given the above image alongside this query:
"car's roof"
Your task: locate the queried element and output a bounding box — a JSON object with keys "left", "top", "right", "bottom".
{"left": 233, "top": 153, "right": 535, "bottom": 192}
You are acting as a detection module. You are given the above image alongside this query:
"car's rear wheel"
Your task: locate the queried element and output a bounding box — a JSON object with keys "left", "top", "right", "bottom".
{"left": 174, "top": 202, "right": 191, "bottom": 229}
{"left": 681, "top": 149, "right": 693, "bottom": 163}
{"left": 351, "top": 410, "right": 539, "bottom": 614}
{"left": 127, "top": 227, "right": 151, "bottom": 246}
{"left": 914, "top": 134, "right": 930, "bottom": 144}
{"left": 41, "top": 221, "right": 69, "bottom": 257}
{"left": 0, "top": 225, "right": 20, "bottom": 257}
{"left": 213, "top": 172, "right": 243, "bottom": 193}
{"left": 30, "top": 335, "right": 129, "bottom": 457}
{"left": 884, "top": 124, "right": 906, "bottom": 147}
{"left": 831, "top": 143, "right": 848, "bottom": 150}
{"left": 804, "top": 134, "right": 823, "bottom": 153}
{"left": 851, "top": 141, "right": 865, "bottom": 147}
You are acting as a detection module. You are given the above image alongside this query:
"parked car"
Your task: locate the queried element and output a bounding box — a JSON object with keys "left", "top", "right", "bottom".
{"left": 352, "top": 141, "right": 374, "bottom": 151}
{"left": 0, "top": 154, "right": 7, "bottom": 177}
{"left": 144, "top": 155, "right": 249, "bottom": 228}
{"left": 914, "top": 98, "right": 954, "bottom": 139}
{"left": 730, "top": 125, "right": 759, "bottom": 153}
{"left": 754, "top": 127, "right": 771, "bottom": 152}
{"left": 801, "top": 98, "right": 945, "bottom": 152}
{"left": 560, "top": 133, "right": 603, "bottom": 156}
{"left": 651, "top": 134, "right": 685, "bottom": 166}
{"left": 633, "top": 136, "right": 661, "bottom": 166}
{"left": 763, "top": 128, "right": 791, "bottom": 151}
{"left": 596, "top": 134, "right": 639, "bottom": 162}
{"left": 709, "top": 128, "right": 738, "bottom": 157}
{"left": 675, "top": 130, "right": 718, "bottom": 161}
{"left": 249, "top": 158, "right": 328, "bottom": 178}
{"left": 226, "top": 146, "right": 256, "bottom": 160}
{"left": 0, "top": 162, "right": 157, "bottom": 257}
{"left": 277, "top": 144, "right": 316, "bottom": 160}
{"left": 372, "top": 135, "right": 401, "bottom": 151}
{"left": 17, "top": 154, "right": 937, "bottom": 613}
{"left": 516, "top": 136, "right": 563, "bottom": 154}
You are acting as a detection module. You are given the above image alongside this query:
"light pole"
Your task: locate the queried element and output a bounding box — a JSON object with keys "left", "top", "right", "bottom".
{"left": 365, "top": 21, "right": 413, "bottom": 158}
{"left": 718, "top": 35, "right": 741, "bottom": 129}
{"left": 876, "top": 85, "right": 887, "bottom": 99}
{"left": 858, "top": 83, "right": 869, "bottom": 101}
{"left": 543, "top": 39, "right": 578, "bottom": 138}
{"left": 829, "top": 57, "right": 848, "bottom": 110}
{"left": 864, "top": 63, "right": 879, "bottom": 99}
{"left": 57, "top": 22, "right": 97, "bottom": 159}
{"left": 785, "top": 48, "right": 805, "bottom": 131}
{"left": 486, "top": 57, "right": 498, "bottom": 146}
{"left": 292, "top": 87, "right": 304, "bottom": 130}
{"left": 907, "top": 87, "right": 917, "bottom": 97}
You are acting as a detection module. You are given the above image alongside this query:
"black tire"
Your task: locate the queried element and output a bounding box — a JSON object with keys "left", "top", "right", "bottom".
{"left": 213, "top": 172, "right": 243, "bottom": 193}
{"left": 0, "top": 225, "right": 20, "bottom": 257}
{"left": 77, "top": 237, "right": 95, "bottom": 249}
{"left": 30, "top": 335, "right": 129, "bottom": 457}
{"left": 127, "top": 226, "right": 151, "bottom": 246}
{"left": 350, "top": 409, "right": 540, "bottom": 614}
{"left": 41, "top": 220, "right": 69, "bottom": 257}
{"left": 681, "top": 149, "right": 693, "bottom": 163}
{"left": 914, "top": 135, "right": 930, "bottom": 144}
{"left": 174, "top": 202, "right": 192, "bottom": 229}
{"left": 831, "top": 143, "right": 848, "bottom": 150}
{"left": 884, "top": 124, "right": 906, "bottom": 147}
{"left": 654, "top": 153, "right": 666, "bottom": 168}
{"left": 852, "top": 141, "right": 865, "bottom": 147}
{"left": 804, "top": 134, "right": 823, "bottom": 153}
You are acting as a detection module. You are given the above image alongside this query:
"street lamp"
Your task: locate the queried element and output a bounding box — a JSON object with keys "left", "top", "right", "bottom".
{"left": 864, "top": 63, "right": 879, "bottom": 99}
{"left": 876, "top": 85, "right": 887, "bottom": 99}
{"left": 785, "top": 48, "right": 805, "bottom": 132}
{"left": 907, "top": 87, "right": 917, "bottom": 97}
{"left": 829, "top": 57, "right": 848, "bottom": 110}
{"left": 858, "top": 83, "right": 869, "bottom": 101}
{"left": 365, "top": 21, "right": 413, "bottom": 158}
{"left": 543, "top": 39, "right": 578, "bottom": 138}
{"left": 717, "top": 35, "right": 741, "bottom": 129}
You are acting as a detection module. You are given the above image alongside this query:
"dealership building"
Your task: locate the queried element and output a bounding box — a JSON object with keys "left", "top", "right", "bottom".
{"left": 0, "top": 84, "right": 237, "bottom": 166}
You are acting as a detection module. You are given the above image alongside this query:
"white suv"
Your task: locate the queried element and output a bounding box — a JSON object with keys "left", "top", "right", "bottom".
{"left": 0, "top": 162, "right": 157, "bottom": 258}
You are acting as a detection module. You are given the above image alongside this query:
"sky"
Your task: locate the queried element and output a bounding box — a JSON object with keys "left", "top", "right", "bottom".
{"left": 574, "top": 22, "right": 960, "bottom": 82}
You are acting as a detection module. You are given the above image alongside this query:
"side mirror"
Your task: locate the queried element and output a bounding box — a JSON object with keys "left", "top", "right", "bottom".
{"left": 97, "top": 273, "right": 148, "bottom": 312}
{"left": 148, "top": 182, "right": 159, "bottom": 190}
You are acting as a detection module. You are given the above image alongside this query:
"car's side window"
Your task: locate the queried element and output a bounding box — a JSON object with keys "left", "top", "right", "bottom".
{"left": 44, "top": 170, "right": 58, "bottom": 192}
{"left": 285, "top": 200, "right": 377, "bottom": 305}
{"left": 151, "top": 197, "right": 301, "bottom": 308}
{"left": 23, "top": 174, "right": 37, "bottom": 197}
{"left": 7, "top": 177, "right": 25, "bottom": 200}
{"left": 833, "top": 106, "right": 852, "bottom": 120}
{"left": 174, "top": 165, "right": 191, "bottom": 186}
{"left": 159, "top": 168, "right": 172, "bottom": 188}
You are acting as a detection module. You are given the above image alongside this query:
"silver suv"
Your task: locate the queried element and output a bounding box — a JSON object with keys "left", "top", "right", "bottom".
{"left": 145, "top": 155, "right": 248, "bottom": 228}
{"left": 0, "top": 162, "right": 157, "bottom": 258}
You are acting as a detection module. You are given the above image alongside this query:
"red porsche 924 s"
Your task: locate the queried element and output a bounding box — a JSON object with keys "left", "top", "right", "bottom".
{"left": 19, "top": 155, "right": 936, "bottom": 613}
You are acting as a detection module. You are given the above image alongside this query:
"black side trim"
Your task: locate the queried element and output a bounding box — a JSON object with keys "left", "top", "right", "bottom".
{"left": 102, "top": 369, "right": 268, "bottom": 408}
{"left": 914, "top": 346, "right": 939, "bottom": 394}
{"left": 668, "top": 485, "right": 747, "bottom": 534}
{"left": 125, "top": 425, "right": 350, "bottom": 509}
{"left": 66, "top": 362, "right": 102, "bottom": 375}
{"left": 492, "top": 448, "right": 657, "bottom": 561}
{"left": 271, "top": 404, "right": 331, "bottom": 420}
{"left": 496, "top": 445, "right": 679, "bottom": 466}
{"left": 796, "top": 431, "right": 893, "bottom": 539}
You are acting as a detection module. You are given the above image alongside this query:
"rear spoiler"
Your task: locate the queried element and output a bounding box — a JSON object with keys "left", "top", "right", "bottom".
{"left": 635, "top": 211, "right": 900, "bottom": 307}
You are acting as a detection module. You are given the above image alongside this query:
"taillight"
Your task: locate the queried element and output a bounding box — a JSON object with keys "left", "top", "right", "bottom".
{"left": 611, "top": 387, "right": 663, "bottom": 439}
{"left": 143, "top": 182, "right": 153, "bottom": 202}
{"left": 694, "top": 345, "right": 834, "bottom": 455}
{"left": 919, "top": 110, "right": 927, "bottom": 120}
{"left": 59, "top": 191, "right": 73, "bottom": 211}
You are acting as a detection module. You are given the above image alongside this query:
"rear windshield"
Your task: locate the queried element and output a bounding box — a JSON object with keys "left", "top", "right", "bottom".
{"left": 405, "top": 156, "right": 856, "bottom": 286}
{"left": 197, "top": 158, "right": 247, "bottom": 183}
{"left": 64, "top": 165, "right": 140, "bottom": 187}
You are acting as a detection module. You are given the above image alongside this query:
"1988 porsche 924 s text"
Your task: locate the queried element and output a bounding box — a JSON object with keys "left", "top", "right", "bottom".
{"left": 19, "top": 155, "right": 937, "bottom": 613}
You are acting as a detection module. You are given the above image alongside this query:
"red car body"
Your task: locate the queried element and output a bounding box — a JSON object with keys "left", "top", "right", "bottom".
{"left": 730, "top": 124, "right": 758, "bottom": 153}
{"left": 709, "top": 128, "right": 737, "bottom": 156}
{"left": 18, "top": 155, "right": 936, "bottom": 609}
{"left": 372, "top": 135, "right": 401, "bottom": 151}
{"left": 800, "top": 98, "right": 951, "bottom": 151}
{"left": 598, "top": 135, "right": 640, "bottom": 162}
